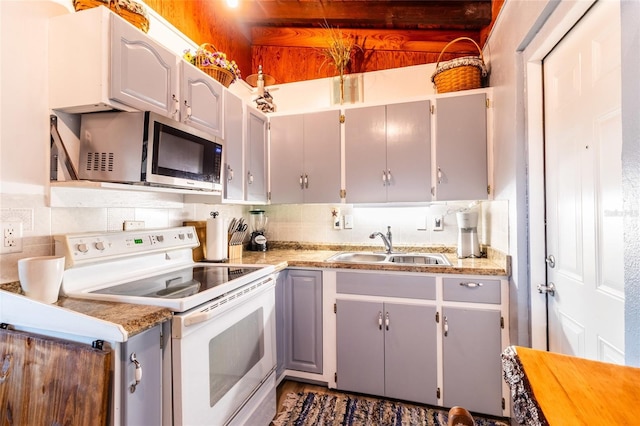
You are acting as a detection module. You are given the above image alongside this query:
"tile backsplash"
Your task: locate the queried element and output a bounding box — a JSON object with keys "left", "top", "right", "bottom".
{"left": 0, "top": 191, "right": 508, "bottom": 283}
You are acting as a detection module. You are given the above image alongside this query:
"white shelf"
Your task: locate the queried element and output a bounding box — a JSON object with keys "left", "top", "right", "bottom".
{"left": 48, "top": 181, "right": 221, "bottom": 208}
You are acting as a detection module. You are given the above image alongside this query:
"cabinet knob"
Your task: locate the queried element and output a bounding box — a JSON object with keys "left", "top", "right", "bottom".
{"left": 227, "top": 165, "right": 233, "bottom": 181}
{"left": 378, "top": 311, "right": 383, "bottom": 330}
{"left": 382, "top": 170, "right": 387, "bottom": 186}
{"left": 304, "top": 174, "right": 309, "bottom": 189}
{"left": 172, "top": 94, "right": 179, "bottom": 117}
{"left": 443, "top": 315, "right": 449, "bottom": 337}
{"left": 385, "top": 312, "right": 390, "bottom": 331}
{"left": 299, "top": 175, "right": 304, "bottom": 189}
{"left": 184, "top": 100, "right": 192, "bottom": 119}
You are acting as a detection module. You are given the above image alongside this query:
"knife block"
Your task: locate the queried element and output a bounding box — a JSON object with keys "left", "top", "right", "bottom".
{"left": 228, "top": 244, "right": 243, "bottom": 261}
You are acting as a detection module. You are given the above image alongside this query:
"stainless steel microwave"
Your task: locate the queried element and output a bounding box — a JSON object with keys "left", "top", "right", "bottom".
{"left": 79, "top": 111, "right": 223, "bottom": 191}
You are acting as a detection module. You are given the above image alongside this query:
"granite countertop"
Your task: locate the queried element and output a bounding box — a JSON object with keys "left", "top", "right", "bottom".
{"left": 240, "top": 242, "right": 510, "bottom": 276}
{"left": 0, "top": 243, "right": 508, "bottom": 339}
{"left": 0, "top": 282, "right": 172, "bottom": 338}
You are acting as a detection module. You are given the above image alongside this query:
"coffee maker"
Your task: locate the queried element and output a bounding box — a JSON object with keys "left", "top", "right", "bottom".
{"left": 249, "top": 210, "right": 268, "bottom": 251}
{"left": 456, "top": 211, "right": 480, "bottom": 258}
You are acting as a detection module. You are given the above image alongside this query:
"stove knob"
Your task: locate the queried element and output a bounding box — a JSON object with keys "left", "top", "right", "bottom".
{"left": 95, "top": 241, "right": 106, "bottom": 251}
{"left": 156, "top": 235, "right": 164, "bottom": 242}
{"left": 76, "top": 243, "right": 89, "bottom": 253}
{"left": 178, "top": 234, "right": 185, "bottom": 240}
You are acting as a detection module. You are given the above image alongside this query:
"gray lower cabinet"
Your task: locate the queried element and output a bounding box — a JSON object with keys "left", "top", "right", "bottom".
{"left": 335, "top": 271, "right": 438, "bottom": 405}
{"left": 277, "top": 269, "right": 323, "bottom": 375}
{"left": 121, "top": 324, "right": 163, "bottom": 425}
{"left": 442, "top": 276, "right": 503, "bottom": 416}
{"left": 336, "top": 299, "right": 438, "bottom": 405}
{"left": 442, "top": 307, "right": 503, "bottom": 417}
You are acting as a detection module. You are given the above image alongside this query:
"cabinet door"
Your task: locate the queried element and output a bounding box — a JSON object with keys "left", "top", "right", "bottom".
{"left": 384, "top": 302, "right": 438, "bottom": 405}
{"left": 435, "top": 93, "right": 488, "bottom": 200}
{"left": 283, "top": 270, "right": 323, "bottom": 373}
{"left": 246, "top": 108, "right": 268, "bottom": 203}
{"left": 303, "top": 110, "right": 342, "bottom": 203}
{"left": 442, "top": 307, "right": 503, "bottom": 416}
{"left": 224, "top": 91, "right": 245, "bottom": 201}
{"left": 270, "top": 115, "right": 304, "bottom": 204}
{"left": 386, "top": 101, "right": 432, "bottom": 202}
{"left": 336, "top": 299, "right": 385, "bottom": 396}
{"left": 180, "top": 62, "right": 224, "bottom": 138}
{"left": 121, "top": 325, "right": 163, "bottom": 425}
{"left": 344, "top": 105, "right": 387, "bottom": 203}
{"left": 110, "top": 15, "right": 179, "bottom": 117}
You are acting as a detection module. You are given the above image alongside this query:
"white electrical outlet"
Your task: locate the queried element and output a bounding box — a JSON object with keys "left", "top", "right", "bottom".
{"left": 343, "top": 215, "right": 354, "bottom": 229}
{"left": 433, "top": 215, "right": 444, "bottom": 231}
{"left": 1, "top": 221, "right": 23, "bottom": 253}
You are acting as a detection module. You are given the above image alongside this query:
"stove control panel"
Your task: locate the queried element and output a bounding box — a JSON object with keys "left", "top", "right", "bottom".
{"left": 55, "top": 226, "right": 199, "bottom": 266}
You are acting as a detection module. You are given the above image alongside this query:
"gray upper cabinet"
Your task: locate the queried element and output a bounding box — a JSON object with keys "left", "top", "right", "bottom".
{"left": 270, "top": 110, "right": 342, "bottom": 204}
{"left": 179, "top": 62, "right": 224, "bottom": 138}
{"left": 434, "top": 92, "right": 488, "bottom": 200}
{"left": 50, "top": 7, "right": 178, "bottom": 116}
{"left": 344, "top": 100, "right": 432, "bottom": 203}
{"left": 223, "top": 91, "right": 244, "bottom": 201}
{"left": 246, "top": 108, "right": 268, "bottom": 203}
{"left": 50, "top": 7, "right": 224, "bottom": 139}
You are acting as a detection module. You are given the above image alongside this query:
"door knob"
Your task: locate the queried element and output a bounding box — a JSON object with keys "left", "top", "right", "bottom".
{"left": 545, "top": 255, "right": 556, "bottom": 268}
{"left": 537, "top": 282, "right": 556, "bottom": 296}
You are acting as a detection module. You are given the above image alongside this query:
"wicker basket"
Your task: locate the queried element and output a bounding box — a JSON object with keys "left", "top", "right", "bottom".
{"left": 73, "top": 0, "right": 149, "bottom": 33}
{"left": 194, "top": 44, "right": 236, "bottom": 88}
{"left": 431, "top": 37, "right": 488, "bottom": 93}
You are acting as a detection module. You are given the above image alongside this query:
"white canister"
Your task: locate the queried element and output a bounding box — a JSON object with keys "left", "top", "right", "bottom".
{"left": 18, "top": 255, "right": 65, "bottom": 303}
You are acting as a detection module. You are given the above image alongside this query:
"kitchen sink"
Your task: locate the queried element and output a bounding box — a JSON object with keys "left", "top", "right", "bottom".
{"left": 388, "top": 253, "right": 451, "bottom": 265}
{"left": 326, "top": 252, "right": 388, "bottom": 263}
{"left": 325, "top": 252, "right": 451, "bottom": 266}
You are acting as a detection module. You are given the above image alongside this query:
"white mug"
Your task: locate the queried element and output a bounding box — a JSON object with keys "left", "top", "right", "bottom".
{"left": 18, "top": 255, "right": 65, "bottom": 304}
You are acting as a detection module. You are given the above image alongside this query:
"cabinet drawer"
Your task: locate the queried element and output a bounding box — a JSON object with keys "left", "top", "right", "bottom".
{"left": 443, "top": 278, "right": 501, "bottom": 304}
{"left": 337, "top": 272, "right": 435, "bottom": 300}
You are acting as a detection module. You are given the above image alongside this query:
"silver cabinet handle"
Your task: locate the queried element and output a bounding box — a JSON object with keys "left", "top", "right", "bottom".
{"left": 378, "top": 311, "right": 383, "bottom": 330}
{"left": 385, "top": 312, "right": 390, "bottom": 331}
{"left": 172, "top": 94, "right": 180, "bottom": 117}
{"left": 183, "top": 100, "right": 192, "bottom": 120}
{"left": 227, "top": 165, "right": 233, "bottom": 181}
{"left": 459, "top": 282, "right": 483, "bottom": 288}
{"left": 443, "top": 315, "right": 449, "bottom": 337}
{"left": 129, "top": 352, "right": 142, "bottom": 393}
{"left": 248, "top": 172, "right": 254, "bottom": 184}
{"left": 387, "top": 169, "right": 392, "bottom": 184}
{"left": 304, "top": 174, "right": 309, "bottom": 189}
{"left": 437, "top": 167, "right": 443, "bottom": 184}
{"left": 299, "top": 175, "right": 304, "bottom": 189}
{"left": 382, "top": 170, "right": 387, "bottom": 186}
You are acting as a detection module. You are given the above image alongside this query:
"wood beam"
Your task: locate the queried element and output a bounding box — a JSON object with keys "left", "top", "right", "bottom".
{"left": 251, "top": 27, "right": 482, "bottom": 53}
{"left": 234, "top": 1, "right": 492, "bottom": 29}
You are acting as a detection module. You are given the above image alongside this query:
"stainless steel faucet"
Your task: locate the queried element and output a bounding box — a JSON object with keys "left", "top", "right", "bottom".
{"left": 370, "top": 226, "right": 393, "bottom": 254}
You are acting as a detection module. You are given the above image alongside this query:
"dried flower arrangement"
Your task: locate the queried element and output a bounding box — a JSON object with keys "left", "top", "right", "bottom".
{"left": 183, "top": 44, "right": 241, "bottom": 85}
{"left": 320, "top": 24, "right": 362, "bottom": 103}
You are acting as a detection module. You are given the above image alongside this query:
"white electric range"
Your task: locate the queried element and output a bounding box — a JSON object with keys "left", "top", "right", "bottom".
{"left": 55, "top": 226, "right": 277, "bottom": 426}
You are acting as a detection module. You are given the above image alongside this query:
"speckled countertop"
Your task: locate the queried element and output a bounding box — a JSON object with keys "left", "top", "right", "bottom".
{"left": 0, "top": 281, "right": 172, "bottom": 338}
{"left": 240, "top": 242, "right": 510, "bottom": 276}
{"left": 0, "top": 243, "right": 508, "bottom": 339}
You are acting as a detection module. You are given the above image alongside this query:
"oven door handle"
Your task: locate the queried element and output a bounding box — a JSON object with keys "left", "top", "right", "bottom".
{"left": 183, "top": 277, "right": 274, "bottom": 327}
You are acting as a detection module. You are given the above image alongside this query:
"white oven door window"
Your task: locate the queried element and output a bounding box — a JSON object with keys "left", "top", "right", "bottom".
{"left": 173, "top": 284, "right": 276, "bottom": 425}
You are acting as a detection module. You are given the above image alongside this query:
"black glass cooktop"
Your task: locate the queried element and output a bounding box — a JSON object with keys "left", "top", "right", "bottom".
{"left": 92, "top": 265, "right": 263, "bottom": 299}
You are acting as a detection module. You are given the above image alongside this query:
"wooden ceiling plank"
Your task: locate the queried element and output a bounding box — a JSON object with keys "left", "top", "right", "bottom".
{"left": 251, "top": 26, "right": 481, "bottom": 53}
{"left": 235, "top": 1, "right": 492, "bottom": 29}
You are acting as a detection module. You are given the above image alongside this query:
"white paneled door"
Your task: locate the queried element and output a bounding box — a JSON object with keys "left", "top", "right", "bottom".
{"left": 543, "top": 0, "right": 624, "bottom": 363}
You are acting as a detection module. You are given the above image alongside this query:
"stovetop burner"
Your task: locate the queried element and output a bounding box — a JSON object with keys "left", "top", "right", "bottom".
{"left": 92, "top": 265, "right": 263, "bottom": 300}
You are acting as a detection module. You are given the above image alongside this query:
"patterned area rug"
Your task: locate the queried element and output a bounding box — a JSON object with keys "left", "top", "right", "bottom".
{"left": 272, "top": 391, "right": 510, "bottom": 426}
